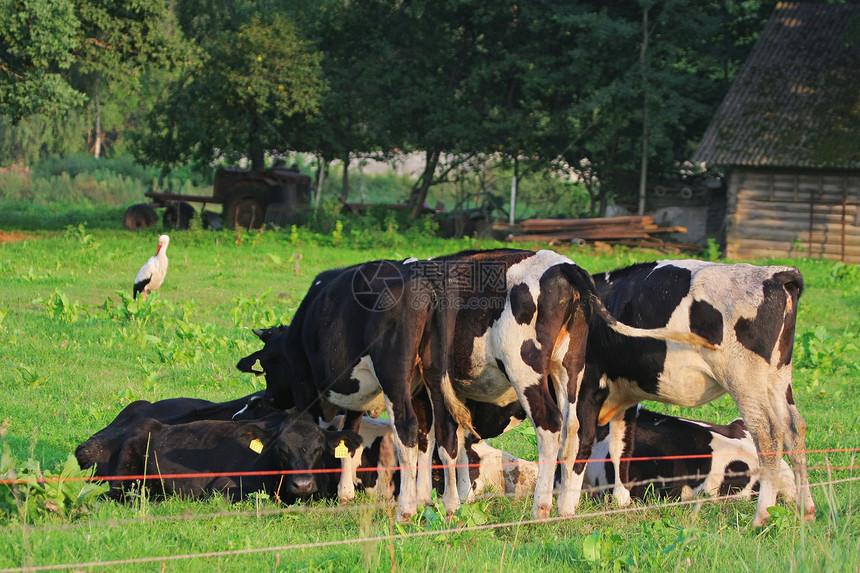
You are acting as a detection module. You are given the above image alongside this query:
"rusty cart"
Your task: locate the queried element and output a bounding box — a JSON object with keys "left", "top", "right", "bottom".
{"left": 123, "top": 165, "right": 312, "bottom": 231}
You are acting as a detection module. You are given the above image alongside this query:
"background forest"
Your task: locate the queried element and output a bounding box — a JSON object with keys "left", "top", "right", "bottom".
{"left": 0, "top": 0, "right": 823, "bottom": 219}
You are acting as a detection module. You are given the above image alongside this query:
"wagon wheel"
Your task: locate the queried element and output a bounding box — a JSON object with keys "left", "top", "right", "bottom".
{"left": 225, "top": 197, "right": 265, "bottom": 230}
{"left": 123, "top": 204, "right": 158, "bottom": 230}
{"left": 162, "top": 201, "right": 196, "bottom": 229}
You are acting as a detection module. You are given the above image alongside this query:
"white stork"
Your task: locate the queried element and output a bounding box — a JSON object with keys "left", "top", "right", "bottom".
{"left": 133, "top": 234, "right": 170, "bottom": 302}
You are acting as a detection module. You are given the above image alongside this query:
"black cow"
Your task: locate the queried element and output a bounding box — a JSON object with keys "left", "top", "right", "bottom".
{"left": 75, "top": 392, "right": 277, "bottom": 472}
{"left": 103, "top": 411, "right": 361, "bottom": 502}
{"left": 585, "top": 259, "right": 813, "bottom": 525}
{"left": 584, "top": 405, "right": 796, "bottom": 501}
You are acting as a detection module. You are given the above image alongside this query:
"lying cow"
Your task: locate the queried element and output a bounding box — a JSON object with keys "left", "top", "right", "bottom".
{"left": 75, "top": 392, "right": 277, "bottom": 472}
{"left": 103, "top": 411, "right": 361, "bottom": 502}
{"left": 584, "top": 405, "right": 797, "bottom": 501}
{"left": 586, "top": 259, "right": 814, "bottom": 525}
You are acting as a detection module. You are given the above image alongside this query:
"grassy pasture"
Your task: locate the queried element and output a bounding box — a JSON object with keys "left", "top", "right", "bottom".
{"left": 0, "top": 225, "right": 858, "bottom": 572}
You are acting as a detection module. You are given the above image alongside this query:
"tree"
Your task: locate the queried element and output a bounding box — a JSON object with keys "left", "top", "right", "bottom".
{"left": 1, "top": 0, "right": 188, "bottom": 166}
{"left": 134, "top": 12, "right": 325, "bottom": 173}
{"left": 0, "top": 0, "right": 83, "bottom": 118}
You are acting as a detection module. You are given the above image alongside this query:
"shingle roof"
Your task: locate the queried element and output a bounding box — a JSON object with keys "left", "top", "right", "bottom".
{"left": 693, "top": 2, "right": 860, "bottom": 169}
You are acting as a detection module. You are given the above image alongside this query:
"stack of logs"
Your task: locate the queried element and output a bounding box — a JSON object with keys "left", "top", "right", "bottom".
{"left": 507, "top": 215, "right": 696, "bottom": 251}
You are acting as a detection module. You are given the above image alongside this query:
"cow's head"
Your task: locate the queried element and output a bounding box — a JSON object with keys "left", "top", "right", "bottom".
{"left": 231, "top": 393, "right": 281, "bottom": 420}
{"left": 241, "top": 413, "right": 362, "bottom": 501}
{"left": 236, "top": 325, "right": 295, "bottom": 408}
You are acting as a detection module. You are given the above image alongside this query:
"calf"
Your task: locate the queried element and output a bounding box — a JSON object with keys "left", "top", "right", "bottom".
{"left": 587, "top": 259, "right": 813, "bottom": 525}
{"left": 75, "top": 392, "right": 277, "bottom": 472}
{"left": 104, "top": 412, "right": 361, "bottom": 502}
{"left": 585, "top": 406, "right": 796, "bottom": 501}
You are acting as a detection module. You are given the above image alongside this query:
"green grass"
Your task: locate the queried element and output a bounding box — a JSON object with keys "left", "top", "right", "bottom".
{"left": 0, "top": 225, "right": 858, "bottom": 572}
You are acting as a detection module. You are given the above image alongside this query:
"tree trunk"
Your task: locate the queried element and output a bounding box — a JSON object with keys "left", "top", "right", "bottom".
{"left": 93, "top": 106, "right": 102, "bottom": 159}
{"left": 92, "top": 79, "right": 102, "bottom": 159}
{"left": 407, "top": 149, "right": 441, "bottom": 219}
{"left": 341, "top": 153, "right": 350, "bottom": 203}
{"left": 249, "top": 115, "right": 265, "bottom": 172}
{"left": 509, "top": 156, "right": 519, "bottom": 225}
{"left": 314, "top": 155, "right": 327, "bottom": 208}
{"left": 638, "top": 6, "right": 650, "bottom": 216}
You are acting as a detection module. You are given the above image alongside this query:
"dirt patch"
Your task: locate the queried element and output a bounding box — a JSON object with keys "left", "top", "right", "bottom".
{"left": 0, "top": 230, "right": 30, "bottom": 243}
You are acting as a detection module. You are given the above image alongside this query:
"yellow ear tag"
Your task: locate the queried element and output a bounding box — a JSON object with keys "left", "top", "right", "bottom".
{"left": 249, "top": 438, "right": 264, "bottom": 454}
{"left": 334, "top": 440, "right": 348, "bottom": 459}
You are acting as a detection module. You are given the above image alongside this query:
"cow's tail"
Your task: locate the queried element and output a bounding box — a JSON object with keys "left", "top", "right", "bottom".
{"left": 559, "top": 263, "right": 717, "bottom": 350}
{"left": 440, "top": 371, "right": 479, "bottom": 439}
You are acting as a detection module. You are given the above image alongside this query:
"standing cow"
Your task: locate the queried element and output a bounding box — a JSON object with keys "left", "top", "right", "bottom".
{"left": 415, "top": 249, "right": 711, "bottom": 519}
{"left": 586, "top": 259, "right": 814, "bottom": 526}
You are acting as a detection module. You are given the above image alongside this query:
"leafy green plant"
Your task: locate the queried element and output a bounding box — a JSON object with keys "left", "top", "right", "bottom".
{"left": 332, "top": 219, "right": 343, "bottom": 246}
{"left": 230, "top": 289, "right": 291, "bottom": 328}
{"left": 64, "top": 222, "right": 99, "bottom": 250}
{"left": 33, "top": 289, "right": 87, "bottom": 323}
{"left": 15, "top": 365, "right": 48, "bottom": 388}
{"left": 0, "top": 441, "right": 108, "bottom": 523}
{"left": 703, "top": 238, "right": 721, "bottom": 261}
{"left": 103, "top": 290, "right": 166, "bottom": 323}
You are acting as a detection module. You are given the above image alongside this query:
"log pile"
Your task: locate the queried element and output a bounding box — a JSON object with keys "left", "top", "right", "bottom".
{"left": 509, "top": 215, "right": 684, "bottom": 242}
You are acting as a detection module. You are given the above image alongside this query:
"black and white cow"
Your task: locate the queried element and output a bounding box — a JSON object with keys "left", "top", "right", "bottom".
{"left": 585, "top": 260, "right": 813, "bottom": 525}
{"left": 75, "top": 392, "right": 278, "bottom": 472}
{"left": 101, "top": 411, "right": 361, "bottom": 502}
{"left": 415, "top": 249, "right": 711, "bottom": 519}
{"left": 584, "top": 405, "right": 797, "bottom": 501}
{"left": 240, "top": 250, "right": 710, "bottom": 520}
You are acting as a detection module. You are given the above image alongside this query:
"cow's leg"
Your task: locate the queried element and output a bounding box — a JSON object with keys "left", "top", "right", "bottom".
{"left": 412, "top": 384, "right": 435, "bottom": 506}
{"left": 457, "top": 433, "right": 476, "bottom": 503}
{"left": 551, "top": 351, "right": 588, "bottom": 516}
{"left": 774, "top": 369, "right": 815, "bottom": 521}
{"left": 381, "top": 392, "right": 420, "bottom": 521}
{"left": 337, "top": 410, "right": 364, "bottom": 503}
{"left": 606, "top": 409, "right": 634, "bottom": 506}
{"left": 606, "top": 405, "right": 639, "bottom": 506}
{"left": 725, "top": 368, "right": 790, "bottom": 526}
{"left": 425, "top": 371, "right": 464, "bottom": 517}
{"left": 504, "top": 359, "right": 561, "bottom": 519}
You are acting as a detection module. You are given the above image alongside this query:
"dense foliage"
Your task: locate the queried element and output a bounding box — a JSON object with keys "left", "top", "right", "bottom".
{"left": 2, "top": 0, "right": 815, "bottom": 214}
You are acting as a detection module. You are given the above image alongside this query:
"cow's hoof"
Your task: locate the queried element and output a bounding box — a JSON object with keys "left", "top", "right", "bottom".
{"left": 557, "top": 492, "right": 579, "bottom": 516}
{"left": 751, "top": 513, "right": 769, "bottom": 527}
{"left": 803, "top": 506, "right": 816, "bottom": 522}
{"left": 396, "top": 511, "right": 414, "bottom": 523}
{"left": 533, "top": 504, "right": 552, "bottom": 520}
{"left": 613, "top": 486, "right": 632, "bottom": 507}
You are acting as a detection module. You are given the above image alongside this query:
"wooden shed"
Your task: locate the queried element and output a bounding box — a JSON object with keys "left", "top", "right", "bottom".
{"left": 693, "top": 2, "right": 860, "bottom": 263}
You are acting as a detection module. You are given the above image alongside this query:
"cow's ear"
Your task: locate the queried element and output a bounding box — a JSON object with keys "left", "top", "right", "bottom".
{"left": 325, "top": 430, "right": 362, "bottom": 453}
{"left": 239, "top": 424, "right": 275, "bottom": 451}
{"left": 252, "top": 328, "right": 269, "bottom": 341}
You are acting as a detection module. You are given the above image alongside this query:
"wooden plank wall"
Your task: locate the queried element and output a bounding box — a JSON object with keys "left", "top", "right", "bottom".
{"left": 725, "top": 168, "right": 860, "bottom": 263}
